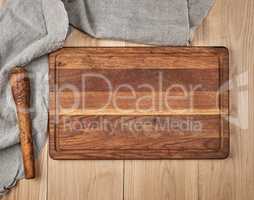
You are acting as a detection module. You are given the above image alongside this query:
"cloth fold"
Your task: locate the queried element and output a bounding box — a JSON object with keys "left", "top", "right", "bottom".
{"left": 0, "top": 0, "right": 214, "bottom": 196}
{"left": 63, "top": 0, "right": 214, "bottom": 45}
{"left": 0, "top": 0, "right": 68, "bottom": 195}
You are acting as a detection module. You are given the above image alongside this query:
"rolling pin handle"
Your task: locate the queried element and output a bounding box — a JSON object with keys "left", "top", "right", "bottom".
{"left": 9, "top": 67, "right": 35, "bottom": 179}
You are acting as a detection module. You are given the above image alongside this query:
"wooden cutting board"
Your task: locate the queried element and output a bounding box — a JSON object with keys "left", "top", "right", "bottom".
{"left": 49, "top": 47, "right": 229, "bottom": 160}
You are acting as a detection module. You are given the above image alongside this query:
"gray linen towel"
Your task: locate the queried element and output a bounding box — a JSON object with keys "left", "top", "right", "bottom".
{"left": 0, "top": 0, "right": 68, "bottom": 195}
{"left": 63, "top": 0, "right": 214, "bottom": 45}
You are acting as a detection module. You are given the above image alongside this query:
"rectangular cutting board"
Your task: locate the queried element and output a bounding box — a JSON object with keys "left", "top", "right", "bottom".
{"left": 49, "top": 47, "right": 229, "bottom": 160}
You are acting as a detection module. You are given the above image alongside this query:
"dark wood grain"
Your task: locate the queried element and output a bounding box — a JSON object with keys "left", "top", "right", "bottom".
{"left": 49, "top": 47, "right": 229, "bottom": 160}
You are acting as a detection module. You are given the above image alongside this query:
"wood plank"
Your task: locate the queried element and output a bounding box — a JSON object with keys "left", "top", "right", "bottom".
{"left": 52, "top": 46, "right": 227, "bottom": 56}
{"left": 53, "top": 91, "right": 220, "bottom": 111}
{"left": 2, "top": 145, "right": 48, "bottom": 200}
{"left": 193, "top": 0, "right": 254, "bottom": 199}
{"left": 47, "top": 34, "right": 124, "bottom": 200}
{"left": 56, "top": 68, "right": 220, "bottom": 91}
{"left": 55, "top": 54, "right": 219, "bottom": 69}
{"left": 57, "top": 109, "right": 223, "bottom": 116}
{"left": 48, "top": 160, "right": 123, "bottom": 200}
{"left": 125, "top": 160, "right": 198, "bottom": 200}
{"left": 57, "top": 115, "right": 221, "bottom": 150}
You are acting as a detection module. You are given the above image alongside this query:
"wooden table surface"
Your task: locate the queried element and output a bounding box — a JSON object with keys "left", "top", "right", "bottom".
{"left": 1, "top": 0, "right": 254, "bottom": 199}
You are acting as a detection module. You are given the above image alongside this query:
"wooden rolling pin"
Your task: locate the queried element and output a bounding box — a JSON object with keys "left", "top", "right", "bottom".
{"left": 9, "top": 67, "right": 35, "bottom": 179}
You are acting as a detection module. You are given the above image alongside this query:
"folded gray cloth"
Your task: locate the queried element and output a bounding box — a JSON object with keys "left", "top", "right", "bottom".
{"left": 0, "top": 0, "right": 214, "bottom": 196}
{"left": 0, "top": 0, "right": 68, "bottom": 195}
{"left": 63, "top": 0, "right": 214, "bottom": 45}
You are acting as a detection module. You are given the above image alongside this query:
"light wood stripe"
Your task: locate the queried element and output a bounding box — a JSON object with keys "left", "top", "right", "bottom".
{"left": 57, "top": 108, "right": 226, "bottom": 116}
